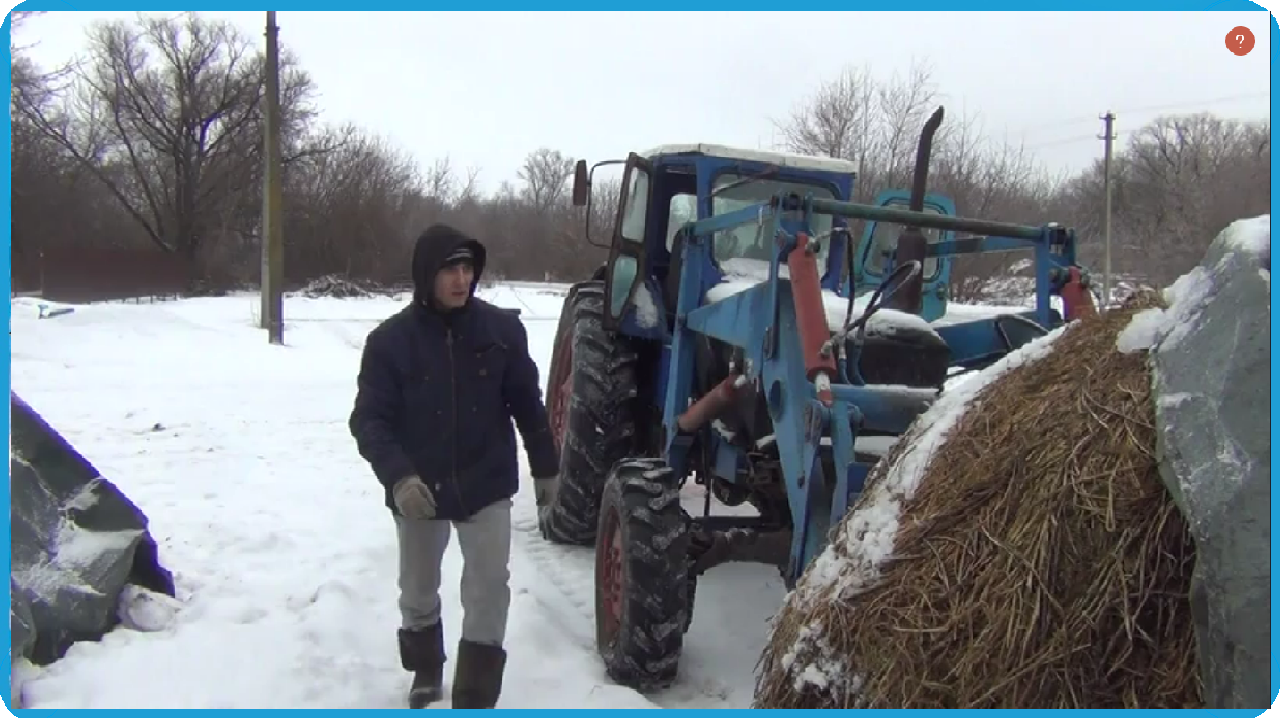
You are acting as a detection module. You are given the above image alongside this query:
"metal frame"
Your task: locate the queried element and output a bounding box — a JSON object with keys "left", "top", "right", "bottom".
{"left": 656, "top": 191, "right": 1083, "bottom": 584}
{"left": 577, "top": 143, "right": 1089, "bottom": 590}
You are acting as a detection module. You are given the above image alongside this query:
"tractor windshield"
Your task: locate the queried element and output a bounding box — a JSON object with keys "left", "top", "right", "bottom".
{"left": 709, "top": 174, "right": 835, "bottom": 271}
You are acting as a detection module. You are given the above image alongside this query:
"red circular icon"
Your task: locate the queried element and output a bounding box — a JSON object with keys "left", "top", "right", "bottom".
{"left": 1226, "top": 26, "right": 1255, "bottom": 56}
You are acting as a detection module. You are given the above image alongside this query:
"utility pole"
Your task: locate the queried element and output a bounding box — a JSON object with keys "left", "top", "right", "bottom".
{"left": 1098, "top": 111, "right": 1115, "bottom": 312}
{"left": 261, "top": 10, "right": 284, "bottom": 344}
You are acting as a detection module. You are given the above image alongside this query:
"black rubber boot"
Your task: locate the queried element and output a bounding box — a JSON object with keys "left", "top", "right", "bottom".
{"left": 398, "top": 623, "right": 446, "bottom": 708}
{"left": 451, "top": 639, "right": 507, "bottom": 709}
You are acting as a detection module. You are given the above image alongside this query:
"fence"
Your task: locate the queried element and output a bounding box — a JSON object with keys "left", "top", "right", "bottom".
{"left": 12, "top": 247, "right": 197, "bottom": 303}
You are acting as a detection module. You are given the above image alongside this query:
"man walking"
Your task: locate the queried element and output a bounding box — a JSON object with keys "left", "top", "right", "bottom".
{"left": 349, "top": 223, "right": 559, "bottom": 709}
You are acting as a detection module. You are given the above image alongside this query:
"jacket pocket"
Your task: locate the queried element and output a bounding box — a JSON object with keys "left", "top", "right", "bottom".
{"left": 468, "top": 341, "right": 508, "bottom": 408}
{"left": 455, "top": 342, "right": 510, "bottom": 468}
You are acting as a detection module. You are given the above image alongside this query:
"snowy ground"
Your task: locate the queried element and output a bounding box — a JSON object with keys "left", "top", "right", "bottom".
{"left": 10, "top": 285, "right": 785, "bottom": 710}
{"left": 10, "top": 274, "right": 1057, "bottom": 709}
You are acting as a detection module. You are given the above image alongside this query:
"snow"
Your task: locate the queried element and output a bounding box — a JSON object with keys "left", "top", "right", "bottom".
{"left": 9, "top": 285, "right": 780, "bottom": 710}
{"left": 117, "top": 585, "right": 183, "bottom": 633}
{"left": 1113, "top": 269, "right": 1213, "bottom": 356}
{"left": 710, "top": 260, "right": 936, "bottom": 339}
{"left": 708, "top": 258, "right": 1023, "bottom": 338}
{"left": 1115, "top": 307, "right": 1165, "bottom": 355}
{"left": 782, "top": 322, "right": 1069, "bottom": 691}
{"left": 49, "top": 524, "right": 144, "bottom": 573}
{"left": 641, "top": 143, "right": 860, "bottom": 175}
{"left": 777, "top": 624, "right": 850, "bottom": 698}
{"left": 632, "top": 282, "right": 660, "bottom": 329}
{"left": 10, "top": 262, "right": 1080, "bottom": 709}
{"left": 853, "top": 435, "right": 899, "bottom": 457}
{"left": 1221, "top": 214, "right": 1271, "bottom": 258}
{"left": 1116, "top": 214, "right": 1270, "bottom": 356}
{"left": 928, "top": 300, "right": 1038, "bottom": 327}
{"left": 12, "top": 475, "right": 146, "bottom": 605}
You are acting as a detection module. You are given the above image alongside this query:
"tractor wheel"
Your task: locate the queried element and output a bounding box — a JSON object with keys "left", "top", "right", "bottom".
{"left": 538, "top": 281, "right": 640, "bottom": 546}
{"left": 594, "top": 458, "right": 692, "bottom": 691}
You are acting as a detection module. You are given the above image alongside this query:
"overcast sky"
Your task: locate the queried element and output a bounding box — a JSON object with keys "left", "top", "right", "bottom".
{"left": 14, "top": 11, "right": 1272, "bottom": 194}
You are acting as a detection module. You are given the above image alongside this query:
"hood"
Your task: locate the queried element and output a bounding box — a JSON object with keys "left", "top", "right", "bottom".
{"left": 411, "top": 223, "right": 487, "bottom": 306}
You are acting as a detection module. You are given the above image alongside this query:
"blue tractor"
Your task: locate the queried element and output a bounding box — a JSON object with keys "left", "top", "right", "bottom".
{"left": 536, "top": 107, "right": 1096, "bottom": 691}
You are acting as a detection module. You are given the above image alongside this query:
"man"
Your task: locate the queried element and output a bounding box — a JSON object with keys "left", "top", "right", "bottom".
{"left": 348, "top": 223, "right": 559, "bottom": 709}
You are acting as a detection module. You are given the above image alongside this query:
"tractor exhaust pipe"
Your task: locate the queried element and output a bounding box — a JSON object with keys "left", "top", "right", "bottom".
{"left": 909, "top": 106, "right": 944, "bottom": 213}
{"left": 885, "top": 106, "right": 945, "bottom": 316}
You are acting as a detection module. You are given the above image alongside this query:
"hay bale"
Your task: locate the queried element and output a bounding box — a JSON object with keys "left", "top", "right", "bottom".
{"left": 755, "top": 295, "right": 1200, "bottom": 709}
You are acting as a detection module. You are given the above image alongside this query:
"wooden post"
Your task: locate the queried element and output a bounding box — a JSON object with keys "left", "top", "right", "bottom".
{"left": 261, "top": 10, "right": 284, "bottom": 344}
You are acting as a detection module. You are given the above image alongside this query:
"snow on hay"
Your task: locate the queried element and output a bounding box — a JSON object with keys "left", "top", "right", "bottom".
{"left": 1117, "top": 214, "right": 1270, "bottom": 356}
{"left": 755, "top": 294, "right": 1200, "bottom": 709}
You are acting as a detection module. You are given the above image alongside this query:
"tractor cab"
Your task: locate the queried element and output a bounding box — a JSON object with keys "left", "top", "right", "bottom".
{"left": 570, "top": 144, "right": 960, "bottom": 339}
{"left": 847, "top": 190, "right": 957, "bottom": 322}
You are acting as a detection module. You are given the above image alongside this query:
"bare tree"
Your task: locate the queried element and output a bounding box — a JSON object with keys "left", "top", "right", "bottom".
{"left": 13, "top": 17, "right": 1267, "bottom": 303}
{"left": 279, "top": 124, "right": 422, "bottom": 283}
{"left": 518, "top": 147, "right": 575, "bottom": 213}
{"left": 775, "top": 59, "right": 942, "bottom": 203}
{"left": 13, "top": 12, "right": 320, "bottom": 277}
{"left": 422, "top": 156, "right": 458, "bottom": 204}
{"left": 1061, "top": 113, "right": 1270, "bottom": 286}
{"left": 775, "top": 59, "right": 1064, "bottom": 302}
{"left": 774, "top": 63, "right": 878, "bottom": 163}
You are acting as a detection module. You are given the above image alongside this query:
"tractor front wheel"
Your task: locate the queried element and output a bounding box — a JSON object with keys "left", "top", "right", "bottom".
{"left": 538, "top": 281, "right": 639, "bottom": 545}
{"left": 594, "top": 458, "right": 692, "bottom": 691}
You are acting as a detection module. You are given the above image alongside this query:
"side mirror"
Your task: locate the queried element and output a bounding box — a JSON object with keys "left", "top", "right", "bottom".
{"left": 572, "top": 159, "right": 590, "bottom": 206}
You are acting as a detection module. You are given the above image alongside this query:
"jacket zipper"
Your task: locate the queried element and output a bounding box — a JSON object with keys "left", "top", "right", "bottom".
{"left": 445, "top": 327, "right": 467, "bottom": 515}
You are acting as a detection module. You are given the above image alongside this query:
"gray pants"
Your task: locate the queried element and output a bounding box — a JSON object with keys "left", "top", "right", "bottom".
{"left": 394, "top": 498, "right": 513, "bottom": 647}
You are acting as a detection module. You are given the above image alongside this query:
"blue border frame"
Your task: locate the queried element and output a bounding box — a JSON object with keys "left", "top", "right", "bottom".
{"left": 2, "top": 5, "right": 1275, "bottom": 714}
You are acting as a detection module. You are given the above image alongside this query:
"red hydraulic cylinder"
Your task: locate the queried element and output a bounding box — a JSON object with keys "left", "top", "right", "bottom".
{"left": 676, "top": 375, "right": 743, "bottom": 433}
{"left": 1060, "top": 266, "right": 1098, "bottom": 321}
{"left": 786, "top": 232, "right": 838, "bottom": 405}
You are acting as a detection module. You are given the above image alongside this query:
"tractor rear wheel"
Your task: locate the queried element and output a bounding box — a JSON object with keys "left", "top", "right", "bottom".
{"left": 595, "top": 458, "right": 692, "bottom": 691}
{"left": 538, "top": 281, "right": 639, "bottom": 546}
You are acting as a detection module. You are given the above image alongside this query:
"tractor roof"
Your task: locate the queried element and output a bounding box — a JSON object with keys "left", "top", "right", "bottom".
{"left": 641, "top": 143, "right": 859, "bottom": 176}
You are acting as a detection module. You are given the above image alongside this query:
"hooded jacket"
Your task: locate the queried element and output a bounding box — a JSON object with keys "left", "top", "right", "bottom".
{"left": 348, "top": 224, "right": 559, "bottom": 520}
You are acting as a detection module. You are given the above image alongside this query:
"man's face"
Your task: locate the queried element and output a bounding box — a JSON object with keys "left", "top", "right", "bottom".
{"left": 433, "top": 261, "right": 474, "bottom": 309}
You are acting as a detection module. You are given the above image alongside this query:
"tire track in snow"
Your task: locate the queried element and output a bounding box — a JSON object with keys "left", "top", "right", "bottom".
{"left": 509, "top": 499, "right": 772, "bottom": 708}
{"left": 510, "top": 512, "right": 598, "bottom": 651}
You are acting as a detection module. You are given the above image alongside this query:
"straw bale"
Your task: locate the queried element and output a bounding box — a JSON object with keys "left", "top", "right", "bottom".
{"left": 755, "top": 294, "right": 1199, "bottom": 709}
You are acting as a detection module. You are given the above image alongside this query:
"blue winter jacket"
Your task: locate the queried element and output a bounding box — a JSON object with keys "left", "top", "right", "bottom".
{"left": 348, "top": 225, "right": 559, "bottom": 520}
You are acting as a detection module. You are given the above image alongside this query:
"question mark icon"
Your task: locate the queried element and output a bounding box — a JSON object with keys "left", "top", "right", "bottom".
{"left": 1226, "top": 26, "right": 1254, "bottom": 56}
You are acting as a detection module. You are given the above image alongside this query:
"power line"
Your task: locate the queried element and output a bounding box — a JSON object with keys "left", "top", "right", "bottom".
{"left": 1023, "top": 90, "right": 1270, "bottom": 151}
{"left": 1114, "top": 91, "right": 1269, "bottom": 116}
{"left": 1019, "top": 91, "right": 1269, "bottom": 136}
{"left": 1025, "top": 133, "right": 1104, "bottom": 150}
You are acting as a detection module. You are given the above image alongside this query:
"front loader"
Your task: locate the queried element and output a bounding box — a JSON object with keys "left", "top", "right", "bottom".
{"left": 536, "top": 107, "right": 1097, "bottom": 691}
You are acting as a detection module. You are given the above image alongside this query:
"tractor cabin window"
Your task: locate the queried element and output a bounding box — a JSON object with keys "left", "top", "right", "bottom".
{"left": 618, "top": 167, "right": 650, "bottom": 244}
{"left": 862, "top": 201, "right": 944, "bottom": 281}
{"left": 709, "top": 174, "right": 836, "bottom": 269}
{"left": 665, "top": 194, "right": 697, "bottom": 251}
{"left": 607, "top": 165, "right": 651, "bottom": 320}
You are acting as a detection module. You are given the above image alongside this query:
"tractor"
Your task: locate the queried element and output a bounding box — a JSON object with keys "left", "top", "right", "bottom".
{"left": 535, "top": 107, "right": 1096, "bottom": 691}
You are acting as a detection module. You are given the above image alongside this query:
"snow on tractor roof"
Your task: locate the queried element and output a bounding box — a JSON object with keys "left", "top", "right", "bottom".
{"left": 642, "top": 143, "right": 860, "bottom": 176}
